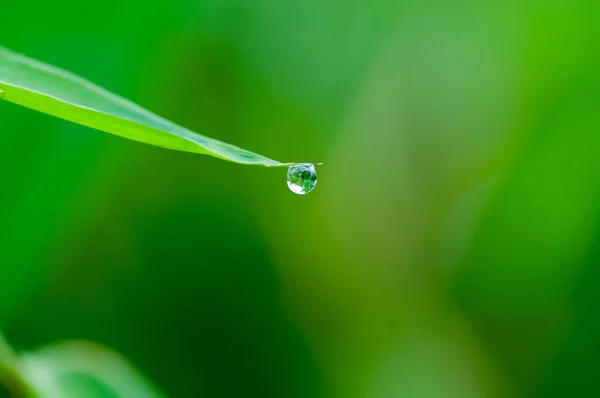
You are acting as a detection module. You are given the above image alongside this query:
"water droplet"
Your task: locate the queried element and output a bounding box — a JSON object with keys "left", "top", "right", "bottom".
{"left": 287, "top": 164, "right": 318, "bottom": 195}
{"left": 0, "top": 88, "right": 5, "bottom": 99}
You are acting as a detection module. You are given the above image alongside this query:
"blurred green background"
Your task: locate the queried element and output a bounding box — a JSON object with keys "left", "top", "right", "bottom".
{"left": 2, "top": 0, "right": 600, "bottom": 397}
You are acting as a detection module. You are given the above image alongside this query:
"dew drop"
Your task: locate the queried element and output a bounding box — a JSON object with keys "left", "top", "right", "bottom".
{"left": 287, "top": 164, "right": 318, "bottom": 195}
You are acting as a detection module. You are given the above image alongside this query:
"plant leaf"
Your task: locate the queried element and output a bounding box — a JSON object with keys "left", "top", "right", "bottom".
{"left": 18, "top": 341, "right": 164, "bottom": 398}
{"left": 0, "top": 45, "right": 292, "bottom": 167}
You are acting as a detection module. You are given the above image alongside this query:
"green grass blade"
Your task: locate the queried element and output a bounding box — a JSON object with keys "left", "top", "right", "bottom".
{"left": 0, "top": 45, "right": 292, "bottom": 167}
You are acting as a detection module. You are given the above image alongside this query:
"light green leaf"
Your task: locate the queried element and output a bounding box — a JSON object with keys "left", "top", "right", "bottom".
{"left": 18, "top": 341, "right": 163, "bottom": 398}
{"left": 0, "top": 45, "right": 296, "bottom": 167}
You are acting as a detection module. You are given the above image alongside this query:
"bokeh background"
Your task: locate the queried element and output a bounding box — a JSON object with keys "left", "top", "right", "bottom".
{"left": 2, "top": 0, "right": 600, "bottom": 397}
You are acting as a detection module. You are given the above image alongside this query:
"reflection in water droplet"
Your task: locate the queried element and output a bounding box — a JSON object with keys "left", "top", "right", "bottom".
{"left": 0, "top": 88, "right": 5, "bottom": 99}
{"left": 287, "top": 164, "right": 318, "bottom": 195}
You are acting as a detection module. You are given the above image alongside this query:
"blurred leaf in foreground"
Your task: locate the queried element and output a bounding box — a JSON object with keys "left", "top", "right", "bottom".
{"left": 18, "top": 341, "right": 163, "bottom": 398}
